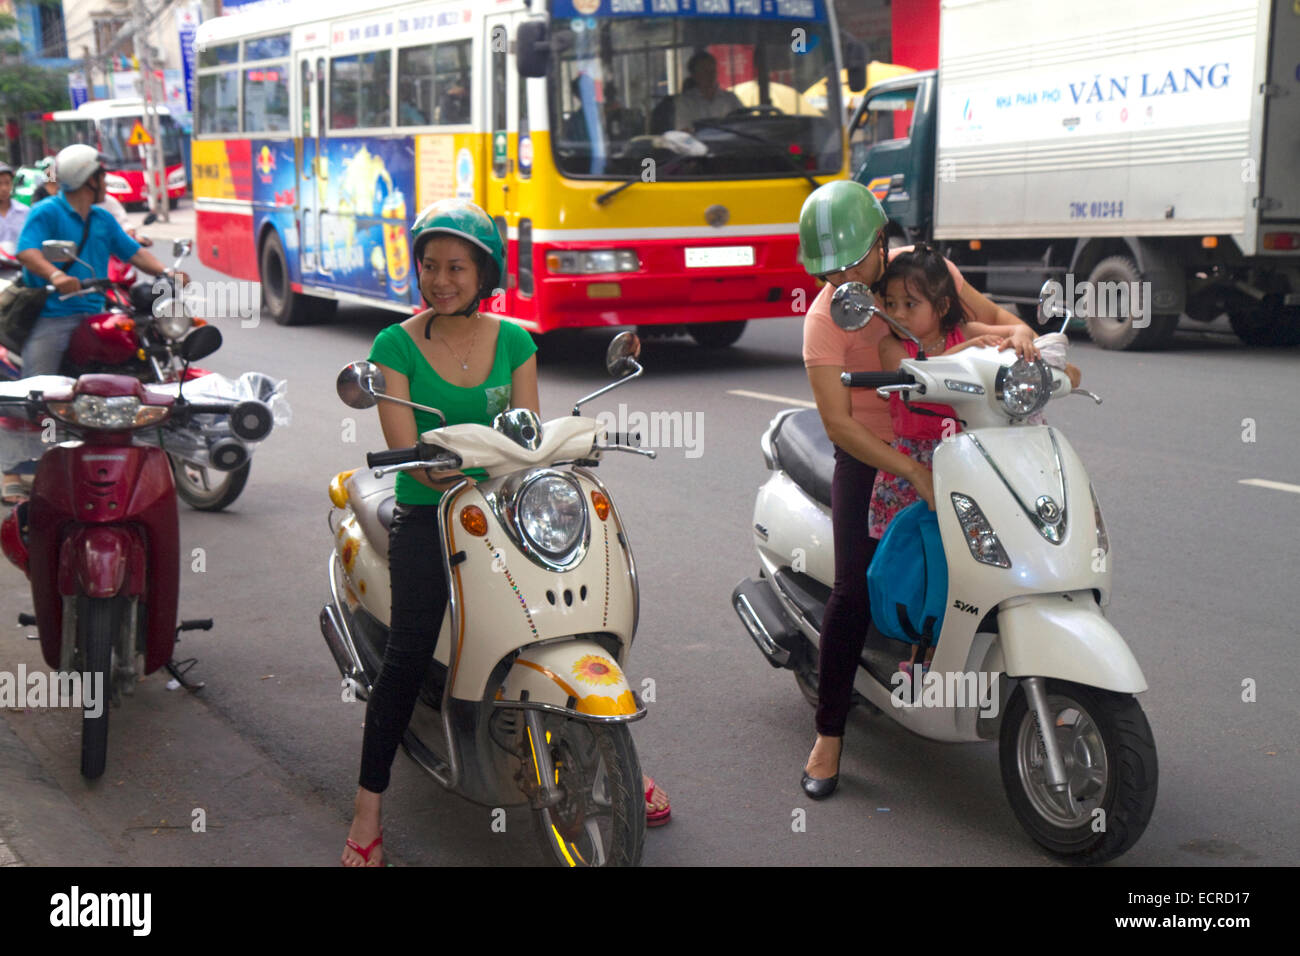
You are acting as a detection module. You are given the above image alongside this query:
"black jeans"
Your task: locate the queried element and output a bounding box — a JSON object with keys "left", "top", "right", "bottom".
{"left": 358, "top": 503, "right": 449, "bottom": 794}
{"left": 814, "top": 446, "right": 879, "bottom": 737}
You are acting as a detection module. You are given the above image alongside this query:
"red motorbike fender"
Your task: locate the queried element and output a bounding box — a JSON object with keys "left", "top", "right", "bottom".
{"left": 0, "top": 507, "right": 27, "bottom": 574}
{"left": 57, "top": 525, "right": 147, "bottom": 599}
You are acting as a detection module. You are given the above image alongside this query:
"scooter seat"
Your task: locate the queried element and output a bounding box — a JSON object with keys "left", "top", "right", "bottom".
{"left": 772, "top": 408, "right": 835, "bottom": 508}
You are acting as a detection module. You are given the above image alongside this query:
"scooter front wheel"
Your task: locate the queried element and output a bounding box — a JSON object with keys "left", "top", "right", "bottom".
{"left": 999, "top": 679, "right": 1157, "bottom": 864}
{"left": 79, "top": 597, "right": 119, "bottom": 780}
{"left": 531, "top": 717, "right": 645, "bottom": 867}
{"left": 170, "top": 455, "right": 250, "bottom": 512}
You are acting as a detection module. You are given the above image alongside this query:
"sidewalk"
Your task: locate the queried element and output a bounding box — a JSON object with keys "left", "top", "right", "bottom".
{"left": 128, "top": 200, "right": 196, "bottom": 244}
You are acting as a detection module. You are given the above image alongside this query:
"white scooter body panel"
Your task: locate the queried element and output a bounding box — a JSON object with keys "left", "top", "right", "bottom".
{"left": 753, "top": 471, "right": 835, "bottom": 588}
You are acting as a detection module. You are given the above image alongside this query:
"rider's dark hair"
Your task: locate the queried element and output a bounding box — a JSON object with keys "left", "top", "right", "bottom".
{"left": 880, "top": 243, "right": 969, "bottom": 335}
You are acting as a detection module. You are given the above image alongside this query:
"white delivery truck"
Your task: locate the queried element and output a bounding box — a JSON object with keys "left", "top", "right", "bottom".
{"left": 848, "top": 0, "right": 1300, "bottom": 348}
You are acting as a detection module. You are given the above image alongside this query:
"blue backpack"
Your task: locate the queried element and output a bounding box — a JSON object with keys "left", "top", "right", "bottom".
{"left": 867, "top": 501, "right": 949, "bottom": 646}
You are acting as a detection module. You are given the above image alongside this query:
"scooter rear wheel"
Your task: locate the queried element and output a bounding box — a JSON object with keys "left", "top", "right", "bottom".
{"left": 79, "top": 597, "right": 119, "bottom": 780}
{"left": 531, "top": 717, "right": 644, "bottom": 867}
{"left": 999, "top": 679, "right": 1157, "bottom": 863}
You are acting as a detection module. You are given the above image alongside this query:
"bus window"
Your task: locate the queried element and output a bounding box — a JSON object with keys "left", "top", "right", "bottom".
{"left": 397, "top": 46, "right": 435, "bottom": 126}
{"left": 198, "top": 70, "right": 240, "bottom": 133}
{"left": 301, "top": 60, "right": 311, "bottom": 135}
{"left": 200, "top": 43, "right": 238, "bottom": 68}
{"left": 243, "top": 32, "right": 290, "bottom": 62}
{"left": 435, "top": 41, "right": 471, "bottom": 125}
{"left": 244, "top": 64, "right": 291, "bottom": 132}
{"left": 331, "top": 51, "right": 390, "bottom": 130}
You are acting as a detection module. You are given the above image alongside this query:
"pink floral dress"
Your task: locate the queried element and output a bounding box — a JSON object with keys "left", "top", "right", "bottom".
{"left": 868, "top": 328, "right": 966, "bottom": 539}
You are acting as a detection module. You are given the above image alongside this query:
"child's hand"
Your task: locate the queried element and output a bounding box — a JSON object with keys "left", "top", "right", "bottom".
{"left": 965, "top": 333, "right": 1008, "bottom": 349}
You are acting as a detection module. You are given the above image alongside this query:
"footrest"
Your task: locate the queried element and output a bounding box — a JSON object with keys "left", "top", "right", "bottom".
{"left": 17, "top": 612, "right": 35, "bottom": 626}
{"left": 177, "top": 618, "right": 213, "bottom": 632}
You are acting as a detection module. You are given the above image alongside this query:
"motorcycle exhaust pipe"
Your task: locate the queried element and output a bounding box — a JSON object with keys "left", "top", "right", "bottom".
{"left": 319, "top": 604, "right": 372, "bottom": 701}
{"left": 207, "top": 437, "right": 249, "bottom": 473}
{"left": 732, "top": 577, "right": 803, "bottom": 669}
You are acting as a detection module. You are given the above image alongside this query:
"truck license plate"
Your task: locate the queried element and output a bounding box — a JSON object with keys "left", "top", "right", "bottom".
{"left": 685, "top": 246, "right": 754, "bottom": 268}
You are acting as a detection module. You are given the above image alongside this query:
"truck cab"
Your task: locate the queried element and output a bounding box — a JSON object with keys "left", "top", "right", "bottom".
{"left": 848, "top": 71, "right": 936, "bottom": 244}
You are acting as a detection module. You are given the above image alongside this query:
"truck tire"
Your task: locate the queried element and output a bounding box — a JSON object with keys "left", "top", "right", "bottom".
{"left": 689, "top": 321, "right": 746, "bottom": 348}
{"left": 1229, "top": 299, "right": 1300, "bottom": 348}
{"left": 1082, "top": 256, "right": 1177, "bottom": 351}
{"left": 260, "top": 231, "right": 336, "bottom": 326}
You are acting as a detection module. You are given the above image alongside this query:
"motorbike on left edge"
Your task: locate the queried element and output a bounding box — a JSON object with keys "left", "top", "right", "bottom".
{"left": 0, "top": 324, "right": 276, "bottom": 779}
{"left": 0, "top": 238, "right": 288, "bottom": 511}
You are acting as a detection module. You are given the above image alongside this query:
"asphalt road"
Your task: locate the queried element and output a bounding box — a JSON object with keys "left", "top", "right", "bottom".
{"left": 1, "top": 244, "right": 1296, "bottom": 867}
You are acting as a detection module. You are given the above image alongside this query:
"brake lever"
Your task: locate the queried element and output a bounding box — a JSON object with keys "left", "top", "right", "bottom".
{"left": 596, "top": 444, "right": 657, "bottom": 459}
{"left": 1070, "top": 388, "right": 1103, "bottom": 405}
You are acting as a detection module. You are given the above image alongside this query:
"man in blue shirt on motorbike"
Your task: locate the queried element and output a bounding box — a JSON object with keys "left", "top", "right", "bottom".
{"left": 16, "top": 144, "right": 186, "bottom": 376}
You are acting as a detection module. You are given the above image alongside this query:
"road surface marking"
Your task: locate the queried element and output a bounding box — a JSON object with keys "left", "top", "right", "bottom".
{"left": 1238, "top": 479, "right": 1300, "bottom": 495}
{"left": 726, "top": 389, "right": 817, "bottom": 409}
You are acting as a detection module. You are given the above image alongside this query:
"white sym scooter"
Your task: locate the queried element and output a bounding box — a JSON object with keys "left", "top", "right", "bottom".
{"left": 321, "top": 333, "right": 655, "bottom": 867}
{"left": 733, "top": 283, "right": 1157, "bottom": 863}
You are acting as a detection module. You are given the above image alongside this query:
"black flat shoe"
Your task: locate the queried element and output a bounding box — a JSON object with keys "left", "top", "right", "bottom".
{"left": 800, "top": 769, "right": 838, "bottom": 800}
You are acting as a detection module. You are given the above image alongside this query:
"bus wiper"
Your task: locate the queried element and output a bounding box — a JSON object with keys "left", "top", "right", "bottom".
{"left": 691, "top": 120, "right": 822, "bottom": 191}
{"left": 595, "top": 151, "right": 696, "bottom": 207}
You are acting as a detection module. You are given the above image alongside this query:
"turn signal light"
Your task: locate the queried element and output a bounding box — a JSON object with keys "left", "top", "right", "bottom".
{"left": 460, "top": 505, "right": 488, "bottom": 536}
{"left": 969, "top": 240, "right": 982, "bottom": 251}
{"left": 1201, "top": 236, "right": 1218, "bottom": 249}
{"left": 1262, "top": 232, "right": 1300, "bottom": 251}
{"left": 328, "top": 470, "right": 356, "bottom": 508}
{"left": 590, "top": 490, "right": 610, "bottom": 521}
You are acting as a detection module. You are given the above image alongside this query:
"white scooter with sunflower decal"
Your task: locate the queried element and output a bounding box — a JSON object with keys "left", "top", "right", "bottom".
{"left": 320, "top": 332, "right": 655, "bottom": 867}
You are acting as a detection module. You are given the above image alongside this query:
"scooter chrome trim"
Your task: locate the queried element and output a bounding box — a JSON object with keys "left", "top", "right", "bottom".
{"left": 324, "top": 551, "right": 370, "bottom": 694}
{"left": 492, "top": 696, "right": 648, "bottom": 724}
{"left": 1021, "top": 676, "right": 1069, "bottom": 792}
{"left": 438, "top": 479, "right": 472, "bottom": 791}
{"left": 734, "top": 591, "right": 791, "bottom": 666}
{"left": 966, "top": 430, "right": 1069, "bottom": 544}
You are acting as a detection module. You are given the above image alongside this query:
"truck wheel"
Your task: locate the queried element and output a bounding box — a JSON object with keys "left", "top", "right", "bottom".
{"left": 260, "top": 231, "right": 333, "bottom": 326}
{"left": 689, "top": 321, "right": 746, "bottom": 348}
{"left": 1082, "top": 256, "right": 1176, "bottom": 350}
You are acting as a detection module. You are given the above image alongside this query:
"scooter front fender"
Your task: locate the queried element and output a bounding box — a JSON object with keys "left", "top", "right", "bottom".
{"left": 57, "top": 525, "right": 147, "bottom": 599}
{"left": 500, "top": 640, "right": 645, "bottom": 723}
{"left": 998, "top": 592, "right": 1147, "bottom": 694}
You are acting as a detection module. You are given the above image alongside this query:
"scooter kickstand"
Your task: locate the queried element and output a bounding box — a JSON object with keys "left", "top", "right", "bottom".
{"left": 166, "top": 657, "right": 206, "bottom": 691}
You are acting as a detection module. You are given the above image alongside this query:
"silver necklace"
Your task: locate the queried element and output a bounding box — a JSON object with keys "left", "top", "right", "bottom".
{"left": 433, "top": 314, "right": 480, "bottom": 370}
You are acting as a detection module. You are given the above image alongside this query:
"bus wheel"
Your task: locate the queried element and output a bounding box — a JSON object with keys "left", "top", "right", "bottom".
{"left": 689, "top": 321, "right": 746, "bottom": 348}
{"left": 260, "top": 231, "right": 314, "bottom": 326}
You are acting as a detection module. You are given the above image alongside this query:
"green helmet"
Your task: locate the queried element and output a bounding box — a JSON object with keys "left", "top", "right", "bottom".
{"left": 411, "top": 198, "right": 505, "bottom": 297}
{"left": 797, "top": 180, "right": 888, "bottom": 276}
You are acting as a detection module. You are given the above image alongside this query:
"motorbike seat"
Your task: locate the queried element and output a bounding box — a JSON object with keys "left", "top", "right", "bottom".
{"left": 772, "top": 408, "right": 835, "bottom": 508}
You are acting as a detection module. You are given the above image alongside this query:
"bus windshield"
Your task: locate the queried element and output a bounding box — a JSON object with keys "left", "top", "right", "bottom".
{"left": 99, "top": 116, "right": 185, "bottom": 169}
{"left": 549, "top": 14, "right": 842, "bottom": 180}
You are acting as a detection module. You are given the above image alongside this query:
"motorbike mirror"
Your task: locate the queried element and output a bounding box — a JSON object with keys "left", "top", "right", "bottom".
{"left": 830, "top": 282, "right": 876, "bottom": 331}
{"left": 605, "top": 331, "right": 642, "bottom": 378}
{"left": 336, "top": 361, "right": 386, "bottom": 409}
{"left": 228, "top": 400, "right": 274, "bottom": 442}
{"left": 178, "top": 324, "right": 223, "bottom": 363}
{"left": 1037, "top": 278, "right": 1074, "bottom": 334}
{"left": 41, "top": 239, "right": 79, "bottom": 264}
{"left": 172, "top": 238, "right": 192, "bottom": 259}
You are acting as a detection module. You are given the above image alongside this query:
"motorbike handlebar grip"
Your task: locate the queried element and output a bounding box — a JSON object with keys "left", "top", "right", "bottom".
{"left": 841, "top": 371, "right": 916, "bottom": 388}
{"left": 367, "top": 447, "right": 419, "bottom": 468}
{"left": 608, "top": 432, "right": 641, "bottom": 446}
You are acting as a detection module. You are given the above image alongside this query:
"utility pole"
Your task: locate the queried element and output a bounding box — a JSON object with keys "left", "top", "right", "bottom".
{"left": 82, "top": 46, "right": 96, "bottom": 102}
{"left": 133, "top": 0, "right": 168, "bottom": 222}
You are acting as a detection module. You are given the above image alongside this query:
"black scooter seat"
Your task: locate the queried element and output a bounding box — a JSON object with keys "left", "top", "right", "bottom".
{"left": 772, "top": 408, "right": 835, "bottom": 508}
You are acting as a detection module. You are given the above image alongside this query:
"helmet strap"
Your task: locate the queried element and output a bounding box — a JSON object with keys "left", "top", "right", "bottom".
{"left": 422, "top": 300, "right": 480, "bottom": 339}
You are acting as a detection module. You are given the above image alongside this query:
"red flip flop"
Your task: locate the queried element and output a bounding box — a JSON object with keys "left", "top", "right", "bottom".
{"left": 343, "top": 830, "right": 384, "bottom": 866}
{"left": 645, "top": 777, "right": 671, "bottom": 827}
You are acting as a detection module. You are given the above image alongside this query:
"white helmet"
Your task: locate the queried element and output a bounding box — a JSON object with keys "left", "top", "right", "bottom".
{"left": 54, "top": 144, "right": 107, "bottom": 192}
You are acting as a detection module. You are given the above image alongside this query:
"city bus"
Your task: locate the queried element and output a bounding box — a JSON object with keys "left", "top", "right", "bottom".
{"left": 41, "top": 98, "right": 188, "bottom": 207}
{"left": 192, "top": 0, "right": 864, "bottom": 344}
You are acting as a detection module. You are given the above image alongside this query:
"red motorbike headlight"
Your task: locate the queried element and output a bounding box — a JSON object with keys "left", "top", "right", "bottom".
{"left": 49, "top": 395, "right": 169, "bottom": 429}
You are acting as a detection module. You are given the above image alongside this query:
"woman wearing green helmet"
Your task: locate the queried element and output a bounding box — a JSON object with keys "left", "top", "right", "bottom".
{"left": 342, "top": 199, "right": 539, "bottom": 866}
{"left": 795, "top": 180, "right": 1039, "bottom": 799}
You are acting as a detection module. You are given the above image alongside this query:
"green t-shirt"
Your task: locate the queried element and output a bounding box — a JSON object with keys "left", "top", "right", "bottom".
{"left": 368, "top": 318, "right": 538, "bottom": 505}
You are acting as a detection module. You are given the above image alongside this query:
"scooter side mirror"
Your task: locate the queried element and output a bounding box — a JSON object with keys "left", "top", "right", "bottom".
{"left": 1037, "top": 278, "right": 1075, "bottom": 334}
{"left": 829, "top": 281, "right": 876, "bottom": 331}
{"left": 605, "top": 331, "right": 642, "bottom": 378}
{"left": 41, "top": 239, "right": 79, "bottom": 264}
{"left": 173, "top": 238, "right": 192, "bottom": 259}
{"left": 337, "top": 361, "right": 386, "bottom": 409}
{"left": 178, "top": 324, "right": 223, "bottom": 362}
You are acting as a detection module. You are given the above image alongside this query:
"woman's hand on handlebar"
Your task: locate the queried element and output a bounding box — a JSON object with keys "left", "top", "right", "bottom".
{"left": 419, "top": 467, "right": 473, "bottom": 491}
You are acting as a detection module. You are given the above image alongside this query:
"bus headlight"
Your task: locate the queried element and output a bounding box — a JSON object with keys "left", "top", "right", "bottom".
{"left": 516, "top": 474, "right": 587, "bottom": 560}
{"left": 167, "top": 167, "right": 187, "bottom": 187}
{"left": 545, "top": 250, "right": 640, "bottom": 274}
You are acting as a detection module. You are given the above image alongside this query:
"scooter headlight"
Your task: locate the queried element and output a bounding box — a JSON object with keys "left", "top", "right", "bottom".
{"left": 516, "top": 474, "right": 588, "bottom": 562}
{"left": 951, "top": 493, "right": 1011, "bottom": 568}
{"left": 47, "top": 395, "right": 169, "bottom": 430}
{"left": 153, "top": 296, "right": 195, "bottom": 340}
{"left": 995, "top": 359, "right": 1052, "bottom": 419}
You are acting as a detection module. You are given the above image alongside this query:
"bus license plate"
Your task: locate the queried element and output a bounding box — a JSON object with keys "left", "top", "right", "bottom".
{"left": 685, "top": 246, "right": 754, "bottom": 268}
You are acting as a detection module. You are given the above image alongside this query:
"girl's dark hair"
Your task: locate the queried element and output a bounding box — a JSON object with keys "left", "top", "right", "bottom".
{"left": 880, "top": 243, "right": 968, "bottom": 334}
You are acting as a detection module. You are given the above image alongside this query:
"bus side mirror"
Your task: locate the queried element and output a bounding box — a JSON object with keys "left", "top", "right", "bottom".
{"left": 516, "top": 20, "right": 551, "bottom": 78}
{"left": 845, "top": 40, "right": 868, "bottom": 92}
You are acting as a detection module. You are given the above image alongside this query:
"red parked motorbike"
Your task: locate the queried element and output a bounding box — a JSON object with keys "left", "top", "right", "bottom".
{"left": 0, "top": 324, "right": 274, "bottom": 778}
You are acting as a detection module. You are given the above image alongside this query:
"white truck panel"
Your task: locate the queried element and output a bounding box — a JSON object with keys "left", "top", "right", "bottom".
{"left": 1261, "top": 0, "right": 1300, "bottom": 224}
{"left": 935, "top": 0, "right": 1270, "bottom": 252}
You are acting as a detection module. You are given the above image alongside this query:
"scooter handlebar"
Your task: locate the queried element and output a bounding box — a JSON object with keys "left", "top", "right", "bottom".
{"left": 367, "top": 447, "right": 419, "bottom": 468}
{"left": 841, "top": 371, "right": 916, "bottom": 388}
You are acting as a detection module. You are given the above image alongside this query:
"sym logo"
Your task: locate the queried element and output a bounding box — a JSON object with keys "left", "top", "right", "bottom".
{"left": 953, "top": 599, "right": 979, "bottom": 616}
